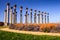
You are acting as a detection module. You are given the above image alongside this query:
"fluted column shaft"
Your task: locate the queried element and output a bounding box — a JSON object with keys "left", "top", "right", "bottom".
{"left": 47, "top": 13, "right": 49, "bottom": 23}
{"left": 38, "top": 11, "right": 40, "bottom": 24}
{"left": 14, "top": 4, "right": 17, "bottom": 24}
{"left": 30, "top": 9, "right": 33, "bottom": 24}
{"left": 25, "top": 14, "right": 27, "bottom": 24}
{"left": 41, "top": 12, "right": 43, "bottom": 24}
{"left": 44, "top": 12, "right": 47, "bottom": 24}
{"left": 20, "top": 6, "right": 23, "bottom": 24}
{"left": 25, "top": 8, "right": 28, "bottom": 24}
{"left": 10, "top": 7, "right": 13, "bottom": 24}
{"left": 34, "top": 10, "right": 37, "bottom": 23}
{"left": 4, "top": 9, "right": 7, "bottom": 26}
{"left": 6, "top": 3, "right": 10, "bottom": 25}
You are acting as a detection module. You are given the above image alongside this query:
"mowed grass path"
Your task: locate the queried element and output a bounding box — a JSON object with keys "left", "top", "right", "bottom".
{"left": 0, "top": 30, "right": 60, "bottom": 40}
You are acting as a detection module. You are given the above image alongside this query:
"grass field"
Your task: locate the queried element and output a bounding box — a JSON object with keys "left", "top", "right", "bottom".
{"left": 0, "top": 30, "right": 60, "bottom": 40}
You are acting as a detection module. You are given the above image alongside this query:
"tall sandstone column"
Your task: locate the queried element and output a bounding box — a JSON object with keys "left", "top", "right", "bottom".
{"left": 34, "top": 10, "right": 37, "bottom": 23}
{"left": 41, "top": 12, "right": 43, "bottom": 24}
{"left": 37, "top": 11, "right": 40, "bottom": 24}
{"left": 10, "top": 7, "right": 13, "bottom": 24}
{"left": 4, "top": 9, "right": 7, "bottom": 26}
{"left": 14, "top": 4, "right": 17, "bottom": 24}
{"left": 47, "top": 13, "right": 49, "bottom": 23}
{"left": 16, "top": 12, "right": 17, "bottom": 23}
{"left": 25, "top": 8, "right": 28, "bottom": 24}
{"left": 20, "top": 6, "right": 23, "bottom": 24}
{"left": 44, "top": 12, "right": 47, "bottom": 24}
{"left": 30, "top": 9, "right": 33, "bottom": 24}
{"left": 12, "top": 12, "right": 14, "bottom": 24}
{"left": 6, "top": 3, "right": 10, "bottom": 25}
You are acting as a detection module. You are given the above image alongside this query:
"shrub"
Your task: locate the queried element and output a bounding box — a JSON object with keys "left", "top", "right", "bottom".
{"left": 9, "top": 24, "right": 15, "bottom": 29}
{"left": 42, "top": 27, "right": 51, "bottom": 32}
{"left": 23, "top": 25, "right": 40, "bottom": 31}
{"left": 33, "top": 26, "right": 40, "bottom": 31}
{"left": 50, "top": 26, "right": 60, "bottom": 33}
{"left": 0, "top": 22, "right": 4, "bottom": 26}
{"left": 24, "top": 26, "right": 34, "bottom": 31}
{"left": 40, "top": 26, "right": 58, "bottom": 33}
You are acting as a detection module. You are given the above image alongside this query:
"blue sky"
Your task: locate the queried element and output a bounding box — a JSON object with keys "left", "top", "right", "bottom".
{"left": 0, "top": 0, "right": 60, "bottom": 23}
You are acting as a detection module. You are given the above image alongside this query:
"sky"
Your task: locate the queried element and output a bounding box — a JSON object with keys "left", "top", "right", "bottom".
{"left": 0, "top": 0, "right": 60, "bottom": 23}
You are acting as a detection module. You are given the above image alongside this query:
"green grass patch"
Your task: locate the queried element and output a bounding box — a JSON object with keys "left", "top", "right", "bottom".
{"left": 0, "top": 30, "right": 60, "bottom": 40}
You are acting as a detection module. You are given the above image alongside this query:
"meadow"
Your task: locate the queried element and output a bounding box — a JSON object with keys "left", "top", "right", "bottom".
{"left": 0, "top": 30, "right": 60, "bottom": 40}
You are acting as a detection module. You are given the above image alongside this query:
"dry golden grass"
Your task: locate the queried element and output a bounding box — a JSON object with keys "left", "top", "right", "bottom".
{"left": 14, "top": 23, "right": 24, "bottom": 27}
{"left": 14, "top": 23, "right": 60, "bottom": 28}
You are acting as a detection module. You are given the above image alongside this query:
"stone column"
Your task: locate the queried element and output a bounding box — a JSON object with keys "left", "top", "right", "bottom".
{"left": 16, "top": 12, "right": 17, "bottom": 24}
{"left": 30, "top": 9, "right": 33, "bottom": 24}
{"left": 6, "top": 3, "right": 10, "bottom": 25}
{"left": 20, "top": 6, "right": 23, "bottom": 24}
{"left": 12, "top": 12, "right": 14, "bottom": 24}
{"left": 41, "top": 12, "right": 43, "bottom": 24}
{"left": 47, "top": 13, "right": 49, "bottom": 23}
{"left": 14, "top": 4, "right": 17, "bottom": 24}
{"left": 34, "top": 10, "right": 37, "bottom": 23}
{"left": 10, "top": 7, "right": 13, "bottom": 25}
{"left": 4, "top": 9, "right": 7, "bottom": 26}
{"left": 44, "top": 12, "right": 47, "bottom": 24}
{"left": 37, "top": 11, "right": 40, "bottom": 24}
{"left": 25, "top": 14, "right": 27, "bottom": 24}
{"left": 25, "top": 8, "right": 28, "bottom": 24}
